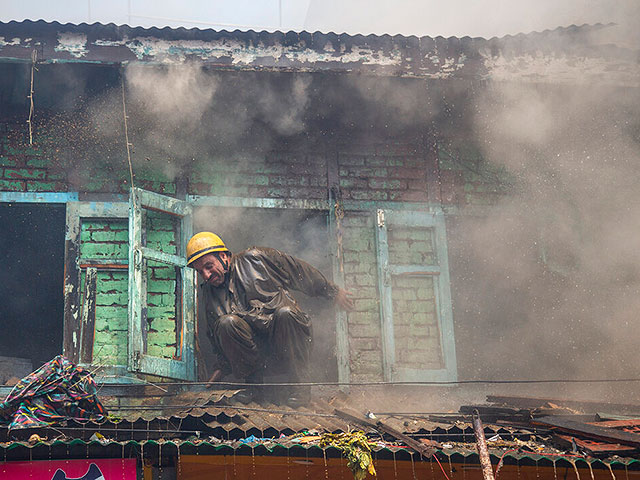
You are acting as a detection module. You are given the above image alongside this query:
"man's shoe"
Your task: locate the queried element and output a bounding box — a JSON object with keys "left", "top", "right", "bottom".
{"left": 235, "top": 371, "right": 265, "bottom": 404}
{"left": 235, "top": 388, "right": 256, "bottom": 404}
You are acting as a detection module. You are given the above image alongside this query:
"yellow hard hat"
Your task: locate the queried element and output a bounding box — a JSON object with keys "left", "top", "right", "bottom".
{"left": 186, "top": 232, "right": 229, "bottom": 267}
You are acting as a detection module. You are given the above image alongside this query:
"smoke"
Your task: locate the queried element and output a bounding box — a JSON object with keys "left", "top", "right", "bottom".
{"left": 192, "top": 206, "right": 337, "bottom": 381}
{"left": 451, "top": 67, "right": 640, "bottom": 399}
{"left": 126, "top": 63, "right": 219, "bottom": 128}
{"left": 257, "top": 75, "right": 311, "bottom": 136}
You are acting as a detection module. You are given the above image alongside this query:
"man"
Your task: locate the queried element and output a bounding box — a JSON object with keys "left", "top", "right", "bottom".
{"left": 186, "top": 231, "right": 353, "bottom": 405}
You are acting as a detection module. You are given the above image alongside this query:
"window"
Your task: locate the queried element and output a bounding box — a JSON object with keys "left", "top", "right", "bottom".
{"left": 0, "top": 202, "right": 65, "bottom": 379}
{"left": 128, "top": 188, "right": 196, "bottom": 380}
{"left": 64, "top": 189, "right": 196, "bottom": 381}
{"left": 375, "top": 208, "right": 457, "bottom": 382}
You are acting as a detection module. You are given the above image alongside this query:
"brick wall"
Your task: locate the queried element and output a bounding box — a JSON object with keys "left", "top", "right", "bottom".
{"left": 438, "top": 141, "right": 512, "bottom": 207}
{"left": 0, "top": 113, "right": 513, "bottom": 380}
{"left": 0, "top": 123, "right": 67, "bottom": 193}
{"left": 78, "top": 212, "right": 179, "bottom": 365}
{"left": 341, "top": 212, "right": 384, "bottom": 381}
{"left": 189, "top": 152, "right": 328, "bottom": 199}
{"left": 338, "top": 153, "right": 428, "bottom": 203}
{"left": 80, "top": 220, "right": 129, "bottom": 365}
{"left": 388, "top": 226, "right": 441, "bottom": 371}
{"left": 144, "top": 211, "right": 179, "bottom": 359}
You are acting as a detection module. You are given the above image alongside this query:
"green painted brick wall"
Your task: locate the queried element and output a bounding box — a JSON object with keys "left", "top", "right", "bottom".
{"left": 438, "top": 140, "right": 513, "bottom": 207}
{"left": 388, "top": 225, "right": 442, "bottom": 370}
{"left": 86, "top": 271, "right": 129, "bottom": 366}
{"left": 80, "top": 220, "right": 129, "bottom": 260}
{"left": 144, "top": 210, "right": 179, "bottom": 359}
{"left": 78, "top": 211, "right": 180, "bottom": 365}
{"left": 0, "top": 116, "right": 518, "bottom": 380}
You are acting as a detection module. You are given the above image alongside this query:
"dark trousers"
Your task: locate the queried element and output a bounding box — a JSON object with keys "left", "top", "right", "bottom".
{"left": 212, "top": 306, "right": 312, "bottom": 380}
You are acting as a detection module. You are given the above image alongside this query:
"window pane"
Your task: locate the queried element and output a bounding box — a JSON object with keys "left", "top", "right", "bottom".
{"left": 145, "top": 260, "right": 180, "bottom": 359}
{"left": 80, "top": 219, "right": 129, "bottom": 259}
{"left": 387, "top": 225, "right": 435, "bottom": 266}
{"left": 391, "top": 274, "right": 443, "bottom": 370}
{"left": 142, "top": 208, "right": 180, "bottom": 254}
{"left": 91, "top": 270, "right": 128, "bottom": 366}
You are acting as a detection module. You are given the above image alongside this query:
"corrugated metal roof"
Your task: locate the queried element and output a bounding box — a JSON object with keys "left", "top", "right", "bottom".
{"left": 0, "top": 20, "right": 637, "bottom": 86}
{"left": 3, "top": 437, "right": 640, "bottom": 468}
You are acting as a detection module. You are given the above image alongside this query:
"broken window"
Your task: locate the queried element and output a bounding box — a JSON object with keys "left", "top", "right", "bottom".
{"left": 375, "top": 208, "right": 457, "bottom": 382}
{"left": 63, "top": 189, "right": 196, "bottom": 381}
{"left": 128, "top": 188, "right": 195, "bottom": 380}
{"left": 64, "top": 202, "right": 130, "bottom": 376}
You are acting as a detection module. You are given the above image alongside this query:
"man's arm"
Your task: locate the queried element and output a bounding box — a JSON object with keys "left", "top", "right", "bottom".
{"left": 255, "top": 247, "right": 354, "bottom": 310}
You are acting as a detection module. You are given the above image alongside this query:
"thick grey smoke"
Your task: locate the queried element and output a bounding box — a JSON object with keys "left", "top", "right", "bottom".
{"left": 125, "top": 63, "right": 219, "bottom": 128}
{"left": 116, "top": 65, "right": 315, "bottom": 181}
{"left": 454, "top": 74, "right": 640, "bottom": 400}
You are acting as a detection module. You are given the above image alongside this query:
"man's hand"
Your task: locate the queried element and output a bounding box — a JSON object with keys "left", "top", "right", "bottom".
{"left": 334, "top": 288, "right": 355, "bottom": 311}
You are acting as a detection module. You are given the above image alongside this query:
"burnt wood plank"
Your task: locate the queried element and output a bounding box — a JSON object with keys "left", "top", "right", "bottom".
{"left": 488, "top": 395, "right": 640, "bottom": 415}
{"left": 79, "top": 267, "right": 97, "bottom": 364}
{"left": 553, "top": 433, "right": 637, "bottom": 457}
{"left": 63, "top": 237, "right": 81, "bottom": 363}
{"left": 334, "top": 407, "right": 435, "bottom": 458}
{"left": 534, "top": 416, "right": 640, "bottom": 447}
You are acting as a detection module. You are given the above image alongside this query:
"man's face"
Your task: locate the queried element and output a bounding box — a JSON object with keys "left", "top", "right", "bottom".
{"left": 192, "top": 252, "right": 230, "bottom": 287}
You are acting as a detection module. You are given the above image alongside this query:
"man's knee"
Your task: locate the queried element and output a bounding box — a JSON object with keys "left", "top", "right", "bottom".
{"left": 273, "top": 306, "right": 311, "bottom": 330}
{"left": 274, "top": 306, "right": 294, "bottom": 320}
{"left": 217, "top": 314, "right": 243, "bottom": 333}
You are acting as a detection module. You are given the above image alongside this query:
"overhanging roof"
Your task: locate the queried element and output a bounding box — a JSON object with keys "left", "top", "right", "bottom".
{"left": 0, "top": 20, "right": 638, "bottom": 86}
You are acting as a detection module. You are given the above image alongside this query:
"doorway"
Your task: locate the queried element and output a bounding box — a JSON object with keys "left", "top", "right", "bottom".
{"left": 0, "top": 203, "right": 65, "bottom": 381}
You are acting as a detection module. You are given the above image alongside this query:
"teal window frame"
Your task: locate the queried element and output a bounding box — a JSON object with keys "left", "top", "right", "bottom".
{"left": 374, "top": 208, "right": 458, "bottom": 382}
{"left": 128, "top": 187, "right": 196, "bottom": 381}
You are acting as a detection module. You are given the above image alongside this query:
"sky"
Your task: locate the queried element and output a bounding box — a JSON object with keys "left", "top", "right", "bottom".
{"left": 0, "top": 0, "right": 636, "bottom": 38}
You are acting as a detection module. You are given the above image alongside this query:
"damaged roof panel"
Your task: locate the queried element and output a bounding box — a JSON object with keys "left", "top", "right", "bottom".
{"left": 0, "top": 20, "right": 638, "bottom": 86}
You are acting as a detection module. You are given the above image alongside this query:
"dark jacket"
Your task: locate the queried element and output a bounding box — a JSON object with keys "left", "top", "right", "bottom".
{"left": 201, "top": 247, "right": 339, "bottom": 372}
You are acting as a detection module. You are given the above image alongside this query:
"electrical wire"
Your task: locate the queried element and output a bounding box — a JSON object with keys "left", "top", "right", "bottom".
{"left": 27, "top": 49, "right": 38, "bottom": 145}
{"left": 121, "top": 73, "right": 134, "bottom": 190}
{"left": 104, "top": 404, "right": 341, "bottom": 417}
{"left": 494, "top": 448, "right": 518, "bottom": 478}
{"left": 433, "top": 453, "right": 452, "bottom": 480}
{"left": 96, "top": 377, "right": 640, "bottom": 388}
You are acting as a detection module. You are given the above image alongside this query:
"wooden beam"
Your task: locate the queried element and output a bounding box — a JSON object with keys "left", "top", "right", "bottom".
{"left": 334, "top": 407, "right": 435, "bottom": 459}
{"left": 79, "top": 267, "right": 98, "bottom": 364}
{"left": 63, "top": 204, "right": 81, "bottom": 363}
{"left": 472, "top": 412, "right": 496, "bottom": 480}
{"left": 533, "top": 416, "right": 640, "bottom": 447}
{"left": 488, "top": 395, "right": 640, "bottom": 415}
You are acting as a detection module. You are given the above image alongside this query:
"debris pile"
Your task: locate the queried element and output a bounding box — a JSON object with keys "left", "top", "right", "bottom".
{"left": 0, "top": 355, "right": 106, "bottom": 430}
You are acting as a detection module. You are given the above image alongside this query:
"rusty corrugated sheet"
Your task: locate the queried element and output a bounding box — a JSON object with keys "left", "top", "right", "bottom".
{"left": 0, "top": 20, "right": 638, "bottom": 86}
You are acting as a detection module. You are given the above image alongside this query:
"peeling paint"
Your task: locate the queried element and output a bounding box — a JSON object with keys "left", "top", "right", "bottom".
{"left": 55, "top": 32, "right": 87, "bottom": 58}
{"left": 0, "top": 37, "right": 21, "bottom": 47}
{"left": 65, "top": 284, "right": 74, "bottom": 295}
{"left": 94, "top": 39, "right": 126, "bottom": 47}
{"left": 1, "top": 21, "right": 638, "bottom": 86}
{"left": 125, "top": 37, "right": 227, "bottom": 62}
{"left": 482, "top": 51, "right": 640, "bottom": 87}
{"left": 122, "top": 35, "right": 402, "bottom": 67}
{"left": 423, "top": 53, "right": 467, "bottom": 78}
{"left": 72, "top": 331, "right": 77, "bottom": 347}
